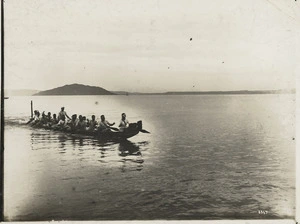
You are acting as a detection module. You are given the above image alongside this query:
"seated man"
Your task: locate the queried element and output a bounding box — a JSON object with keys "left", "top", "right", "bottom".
{"left": 47, "top": 112, "right": 52, "bottom": 123}
{"left": 118, "top": 113, "right": 129, "bottom": 132}
{"left": 52, "top": 114, "right": 58, "bottom": 125}
{"left": 87, "top": 115, "right": 97, "bottom": 132}
{"left": 27, "top": 110, "right": 39, "bottom": 124}
{"left": 83, "top": 116, "right": 88, "bottom": 127}
{"left": 53, "top": 115, "right": 68, "bottom": 130}
{"left": 76, "top": 115, "right": 86, "bottom": 131}
{"left": 66, "top": 114, "right": 78, "bottom": 131}
{"left": 30, "top": 111, "right": 41, "bottom": 126}
{"left": 98, "top": 115, "right": 115, "bottom": 132}
{"left": 38, "top": 112, "right": 48, "bottom": 126}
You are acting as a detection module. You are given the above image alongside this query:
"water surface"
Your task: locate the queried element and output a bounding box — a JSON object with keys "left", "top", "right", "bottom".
{"left": 4, "top": 94, "right": 295, "bottom": 220}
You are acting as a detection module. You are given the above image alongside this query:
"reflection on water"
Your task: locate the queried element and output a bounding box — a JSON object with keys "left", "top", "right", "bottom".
{"left": 30, "top": 130, "right": 146, "bottom": 172}
{"left": 118, "top": 140, "right": 146, "bottom": 172}
{"left": 118, "top": 140, "right": 142, "bottom": 156}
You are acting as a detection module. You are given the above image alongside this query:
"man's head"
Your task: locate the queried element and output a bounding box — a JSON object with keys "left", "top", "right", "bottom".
{"left": 61, "top": 107, "right": 65, "bottom": 111}
{"left": 122, "top": 113, "right": 126, "bottom": 120}
{"left": 72, "top": 114, "right": 77, "bottom": 120}
{"left": 92, "top": 115, "right": 95, "bottom": 120}
{"left": 101, "top": 115, "right": 105, "bottom": 121}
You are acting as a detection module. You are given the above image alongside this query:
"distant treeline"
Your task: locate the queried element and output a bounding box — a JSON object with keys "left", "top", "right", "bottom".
{"left": 5, "top": 83, "right": 295, "bottom": 96}
{"left": 162, "top": 89, "right": 295, "bottom": 95}
{"left": 115, "top": 89, "right": 295, "bottom": 95}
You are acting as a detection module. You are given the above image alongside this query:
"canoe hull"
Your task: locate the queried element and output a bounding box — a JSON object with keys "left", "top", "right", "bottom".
{"left": 30, "top": 120, "right": 143, "bottom": 141}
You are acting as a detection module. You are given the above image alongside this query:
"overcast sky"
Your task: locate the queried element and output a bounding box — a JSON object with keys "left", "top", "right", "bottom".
{"left": 4, "top": 0, "right": 300, "bottom": 92}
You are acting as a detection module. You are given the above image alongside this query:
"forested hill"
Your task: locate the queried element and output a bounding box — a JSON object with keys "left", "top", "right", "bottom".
{"left": 34, "top": 84, "right": 115, "bottom": 95}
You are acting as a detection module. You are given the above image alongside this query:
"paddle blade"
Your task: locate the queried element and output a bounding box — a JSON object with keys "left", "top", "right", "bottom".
{"left": 110, "top": 127, "right": 120, "bottom": 131}
{"left": 140, "top": 129, "right": 150, "bottom": 134}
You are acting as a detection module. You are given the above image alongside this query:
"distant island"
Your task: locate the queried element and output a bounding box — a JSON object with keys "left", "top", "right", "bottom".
{"left": 34, "top": 84, "right": 115, "bottom": 96}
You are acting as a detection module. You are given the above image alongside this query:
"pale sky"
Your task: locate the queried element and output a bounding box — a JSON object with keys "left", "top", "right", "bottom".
{"left": 4, "top": 0, "right": 300, "bottom": 92}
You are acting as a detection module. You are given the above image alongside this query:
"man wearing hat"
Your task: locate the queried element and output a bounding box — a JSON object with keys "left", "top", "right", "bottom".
{"left": 58, "top": 107, "right": 71, "bottom": 121}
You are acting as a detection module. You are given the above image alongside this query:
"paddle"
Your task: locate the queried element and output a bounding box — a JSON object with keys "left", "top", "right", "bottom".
{"left": 140, "top": 129, "right": 150, "bottom": 133}
{"left": 26, "top": 118, "right": 34, "bottom": 125}
{"left": 110, "top": 127, "right": 120, "bottom": 131}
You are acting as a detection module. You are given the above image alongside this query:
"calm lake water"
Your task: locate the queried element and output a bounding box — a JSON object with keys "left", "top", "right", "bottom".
{"left": 4, "top": 94, "right": 295, "bottom": 220}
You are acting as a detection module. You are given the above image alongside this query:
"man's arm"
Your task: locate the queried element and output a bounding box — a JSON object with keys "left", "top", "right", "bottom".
{"left": 65, "top": 112, "right": 71, "bottom": 120}
{"left": 108, "top": 121, "right": 115, "bottom": 126}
